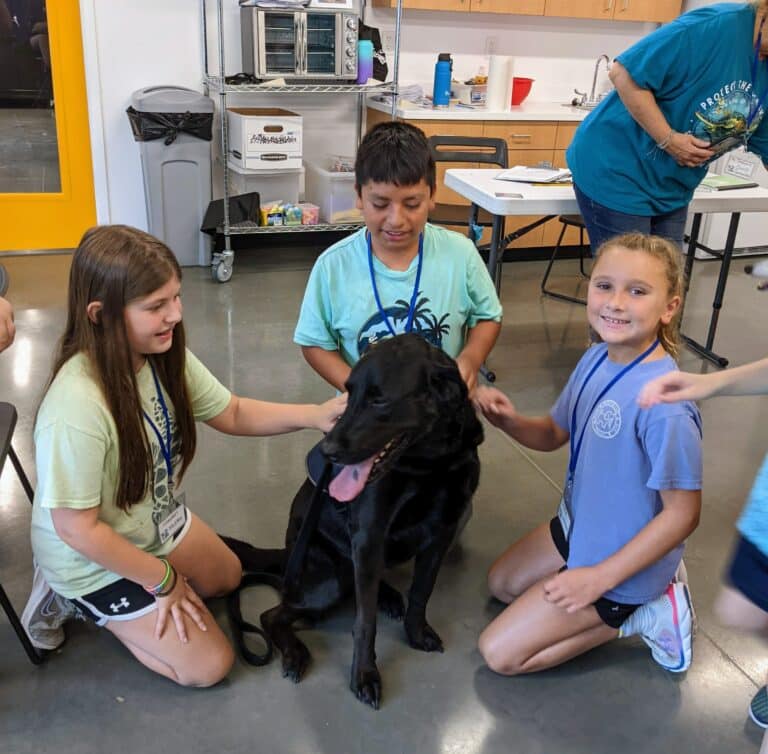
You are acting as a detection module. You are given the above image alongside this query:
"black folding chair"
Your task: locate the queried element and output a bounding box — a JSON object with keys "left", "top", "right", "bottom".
{"left": 427, "top": 136, "right": 508, "bottom": 382}
{"left": 427, "top": 135, "right": 508, "bottom": 235}
{"left": 0, "top": 402, "right": 43, "bottom": 664}
{"left": 540, "top": 214, "right": 590, "bottom": 305}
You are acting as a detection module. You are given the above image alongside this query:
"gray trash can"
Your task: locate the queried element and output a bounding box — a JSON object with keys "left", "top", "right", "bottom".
{"left": 128, "top": 86, "right": 214, "bottom": 267}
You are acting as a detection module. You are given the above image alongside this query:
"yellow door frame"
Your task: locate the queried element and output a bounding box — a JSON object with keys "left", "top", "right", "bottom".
{"left": 1, "top": 0, "right": 95, "bottom": 251}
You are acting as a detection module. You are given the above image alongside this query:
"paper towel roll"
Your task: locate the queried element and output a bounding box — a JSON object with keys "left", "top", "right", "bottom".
{"left": 486, "top": 55, "right": 513, "bottom": 112}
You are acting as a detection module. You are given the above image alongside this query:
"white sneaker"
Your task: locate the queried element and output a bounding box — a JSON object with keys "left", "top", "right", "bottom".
{"left": 640, "top": 581, "right": 694, "bottom": 673}
{"left": 20, "top": 564, "right": 81, "bottom": 651}
{"left": 673, "top": 558, "right": 697, "bottom": 637}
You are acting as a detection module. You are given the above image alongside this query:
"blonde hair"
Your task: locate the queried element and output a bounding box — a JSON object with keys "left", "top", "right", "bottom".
{"left": 590, "top": 232, "right": 684, "bottom": 359}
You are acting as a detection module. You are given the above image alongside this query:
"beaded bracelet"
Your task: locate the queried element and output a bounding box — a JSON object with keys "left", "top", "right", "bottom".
{"left": 144, "top": 557, "right": 172, "bottom": 596}
{"left": 656, "top": 129, "right": 675, "bottom": 150}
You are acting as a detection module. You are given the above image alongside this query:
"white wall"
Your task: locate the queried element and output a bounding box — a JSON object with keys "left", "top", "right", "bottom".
{"left": 79, "top": 0, "right": 723, "bottom": 228}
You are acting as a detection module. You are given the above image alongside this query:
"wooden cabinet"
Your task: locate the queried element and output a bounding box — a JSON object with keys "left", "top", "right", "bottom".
{"left": 365, "top": 108, "right": 589, "bottom": 250}
{"left": 471, "top": 0, "right": 544, "bottom": 14}
{"left": 613, "top": 0, "right": 680, "bottom": 23}
{"left": 544, "top": 0, "right": 681, "bottom": 23}
{"left": 371, "top": 0, "right": 468, "bottom": 10}
{"left": 373, "top": 0, "right": 678, "bottom": 19}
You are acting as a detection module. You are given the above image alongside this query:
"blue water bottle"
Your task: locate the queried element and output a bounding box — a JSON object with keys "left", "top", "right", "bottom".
{"left": 356, "top": 40, "right": 374, "bottom": 84}
{"left": 432, "top": 53, "right": 452, "bottom": 108}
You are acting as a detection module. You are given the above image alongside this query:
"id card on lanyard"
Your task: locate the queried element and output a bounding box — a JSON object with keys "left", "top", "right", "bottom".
{"left": 143, "top": 361, "right": 187, "bottom": 544}
{"left": 557, "top": 340, "right": 659, "bottom": 542}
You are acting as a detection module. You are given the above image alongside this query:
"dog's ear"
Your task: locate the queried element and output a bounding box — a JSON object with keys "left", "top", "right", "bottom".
{"left": 428, "top": 360, "right": 466, "bottom": 405}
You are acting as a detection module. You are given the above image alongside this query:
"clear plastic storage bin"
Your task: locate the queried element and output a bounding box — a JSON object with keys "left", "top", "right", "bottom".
{"left": 304, "top": 159, "right": 361, "bottom": 223}
{"left": 227, "top": 162, "right": 304, "bottom": 205}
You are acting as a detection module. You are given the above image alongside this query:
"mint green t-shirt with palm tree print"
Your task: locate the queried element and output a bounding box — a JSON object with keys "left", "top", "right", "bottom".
{"left": 294, "top": 224, "right": 502, "bottom": 365}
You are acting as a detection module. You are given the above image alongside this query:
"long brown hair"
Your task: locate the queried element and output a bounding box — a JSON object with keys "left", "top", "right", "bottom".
{"left": 591, "top": 233, "right": 684, "bottom": 359}
{"left": 49, "top": 225, "right": 196, "bottom": 510}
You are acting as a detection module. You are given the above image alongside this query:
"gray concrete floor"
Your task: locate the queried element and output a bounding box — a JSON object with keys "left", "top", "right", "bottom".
{"left": 1, "top": 246, "right": 768, "bottom": 753}
{"left": 0, "top": 108, "right": 61, "bottom": 193}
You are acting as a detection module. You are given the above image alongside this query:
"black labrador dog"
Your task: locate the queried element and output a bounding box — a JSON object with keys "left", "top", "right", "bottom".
{"left": 227, "top": 333, "right": 483, "bottom": 708}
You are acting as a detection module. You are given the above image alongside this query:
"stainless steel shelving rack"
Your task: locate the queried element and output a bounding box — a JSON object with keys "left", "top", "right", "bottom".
{"left": 201, "top": 0, "right": 403, "bottom": 282}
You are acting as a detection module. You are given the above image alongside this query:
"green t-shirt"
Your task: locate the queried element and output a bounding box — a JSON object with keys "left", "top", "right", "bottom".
{"left": 31, "top": 350, "right": 231, "bottom": 598}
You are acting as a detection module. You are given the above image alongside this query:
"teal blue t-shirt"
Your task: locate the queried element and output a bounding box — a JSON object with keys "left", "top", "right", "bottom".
{"left": 568, "top": 3, "right": 768, "bottom": 216}
{"left": 738, "top": 451, "right": 768, "bottom": 557}
{"left": 293, "top": 223, "right": 502, "bottom": 365}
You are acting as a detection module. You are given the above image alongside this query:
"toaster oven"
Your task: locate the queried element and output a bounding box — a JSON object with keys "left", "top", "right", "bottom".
{"left": 241, "top": 7, "right": 359, "bottom": 81}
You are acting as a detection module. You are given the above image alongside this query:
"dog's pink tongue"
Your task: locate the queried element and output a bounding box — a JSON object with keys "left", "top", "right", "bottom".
{"left": 329, "top": 455, "right": 376, "bottom": 502}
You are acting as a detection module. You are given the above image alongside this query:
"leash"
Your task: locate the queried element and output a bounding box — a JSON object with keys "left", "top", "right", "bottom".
{"left": 227, "top": 462, "right": 333, "bottom": 667}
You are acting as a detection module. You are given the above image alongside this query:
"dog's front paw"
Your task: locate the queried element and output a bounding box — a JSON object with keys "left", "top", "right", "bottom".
{"left": 405, "top": 620, "right": 444, "bottom": 653}
{"left": 350, "top": 664, "right": 382, "bottom": 709}
{"left": 281, "top": 642, "right": 311, "bottom": 683}
{"left": 378, "top": 581, "right": 405, "bottom": 621}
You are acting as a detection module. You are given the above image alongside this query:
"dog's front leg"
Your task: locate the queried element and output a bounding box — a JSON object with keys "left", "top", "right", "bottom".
{"left": 349, "top": 529, "right": 386, "bottom": 709}
{"left": 404, "top": 528, "right": 455, "bottom": 653}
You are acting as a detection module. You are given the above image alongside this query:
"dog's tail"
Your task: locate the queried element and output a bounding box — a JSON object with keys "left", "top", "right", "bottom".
{"left": 220, "top": 534, "right": 286, "bottom": 576}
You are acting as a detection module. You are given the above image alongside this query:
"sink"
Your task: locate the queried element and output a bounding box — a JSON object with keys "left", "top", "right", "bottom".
{"left": 562, "top": 102, "right": 599, "bottom": 111}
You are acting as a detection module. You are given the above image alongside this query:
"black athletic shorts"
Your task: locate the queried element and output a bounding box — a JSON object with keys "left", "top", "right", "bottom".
{"left": 727, "top": 534, "right": 768, "bottom": 613}
{"left": 549, "top": 516, "right": 640, "bottom": 629}
{"left": 73, "top": 578, "right": 157, "bottom": 626}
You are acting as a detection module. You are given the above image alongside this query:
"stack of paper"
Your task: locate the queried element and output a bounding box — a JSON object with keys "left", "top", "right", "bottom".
{"left": 496, "top": 166, "right": 572, "bottom": 184}
{"left": 698, "top": 173, "right": 758, "bottom": 191}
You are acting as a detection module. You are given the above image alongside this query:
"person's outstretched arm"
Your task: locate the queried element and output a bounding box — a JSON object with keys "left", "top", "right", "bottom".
{"left": 473, "top": 386, "right": 569, "bottom": 451}
{"left": 300, "top": 345, "right": 351, "bottom": 392}
{"left": 609, "top": 61, "right": 713, "bottom": 168}
{"left": 639, "top": 357, "right": 768, "bottom": 407}
{"left": 205, "top": 392, "right": 347, "bottom": 436}
{"left": 0, "top": 296, "right": 15, "bottom": 353}
{"left": 456, "top": 320, "right": 501, "bottom": 394}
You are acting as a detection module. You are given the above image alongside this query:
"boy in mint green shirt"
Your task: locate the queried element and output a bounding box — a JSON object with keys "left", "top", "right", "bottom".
{"left": 294, "top": 121, "right": 502, "bottom": 394}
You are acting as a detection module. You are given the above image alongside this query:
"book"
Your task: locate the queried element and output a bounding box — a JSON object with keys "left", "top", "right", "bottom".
{"left": 496, "top": 166, "right": 572, "bottom": 184}
{"left": 698, "top": 173, "right": 759, "bottom": 191}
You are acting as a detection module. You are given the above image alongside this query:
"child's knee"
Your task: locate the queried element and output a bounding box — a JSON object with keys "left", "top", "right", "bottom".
{"left": 487, "top": 565, "right": 519, "bottom": 603}
{"left": 478, "top": 628, "right": 523, "bottom": 676}
{"left": 176, "top": 640, "right": 235, "bottom": 688}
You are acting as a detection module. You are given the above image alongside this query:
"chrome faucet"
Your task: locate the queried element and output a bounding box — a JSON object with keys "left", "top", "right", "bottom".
{"left": 590, "top": 54, "right": 611, "bottom": 103}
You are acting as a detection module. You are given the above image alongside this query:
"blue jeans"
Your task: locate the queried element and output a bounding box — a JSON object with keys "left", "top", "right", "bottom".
{"left": 573, "top": 183, "right": 688, "bottom": 255}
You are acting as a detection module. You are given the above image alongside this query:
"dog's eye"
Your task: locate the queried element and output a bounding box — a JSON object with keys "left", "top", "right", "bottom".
{"left": 368, "top": 396, "right": 389, "bottom": 409}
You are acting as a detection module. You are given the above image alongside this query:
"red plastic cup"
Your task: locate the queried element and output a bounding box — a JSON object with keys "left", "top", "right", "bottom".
{"left": 511, "top": 77, "right": 534, "bottom": 106}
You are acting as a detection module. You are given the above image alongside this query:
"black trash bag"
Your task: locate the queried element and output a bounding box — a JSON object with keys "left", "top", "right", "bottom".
{"left": 359, "top": 23, "right": 388, "bottom": 82}
{"left": 201, "top": 192, "right": 261, "bottom": 236}
{"left": 126, "top": 107, "right": 214, "bottom": 146}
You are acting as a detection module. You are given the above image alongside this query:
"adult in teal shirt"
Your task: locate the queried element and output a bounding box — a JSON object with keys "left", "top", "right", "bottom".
{"left": 567, "top": 1, "right": 768, "bottom": 251}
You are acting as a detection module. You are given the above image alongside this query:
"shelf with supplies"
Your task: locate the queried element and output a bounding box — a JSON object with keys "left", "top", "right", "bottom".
{"left": 204, "top": 75, "right": 397, "bottom": 97}
{"left": 224, "top": 221, "right": 365, "bottom": 235}
{"left": 201, "top": 0, "right": 403, "bottom": 282}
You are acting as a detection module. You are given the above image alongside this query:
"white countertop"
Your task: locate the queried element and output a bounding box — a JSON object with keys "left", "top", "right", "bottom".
{"left": 367, "top": 97, "right": 589, "bottom": 122}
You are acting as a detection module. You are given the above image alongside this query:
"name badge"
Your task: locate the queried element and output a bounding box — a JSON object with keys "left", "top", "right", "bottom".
{"left": 158, "top": 492, "right": 187, "bottom": 544}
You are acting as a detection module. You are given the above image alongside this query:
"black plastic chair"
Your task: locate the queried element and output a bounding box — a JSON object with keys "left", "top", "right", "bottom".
{"left": 540, "top": 214, "right": 590, "bottom": 305}
{"left": 427, "top": 135, "right": 508, "bottom": 234}
{"left": 0, "top": 402, "right": 43, "bottom": 664}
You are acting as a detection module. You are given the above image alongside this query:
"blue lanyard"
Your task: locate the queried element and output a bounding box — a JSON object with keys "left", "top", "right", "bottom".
{"left": 367, "top": 232, "right": 424, "bottom": 337}
{"left": 142, "top": 360, "right": 174, "bottom": 486}
{"left": 748, "top": 18, "right": 768, "bottom": 128}
{"left": 568, "top": 339, "right": 659, "bottom": 477}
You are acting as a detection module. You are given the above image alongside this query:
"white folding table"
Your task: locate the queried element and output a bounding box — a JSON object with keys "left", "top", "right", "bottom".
{"left": 445, "top": 169, "right": 768, "bottom": 367}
